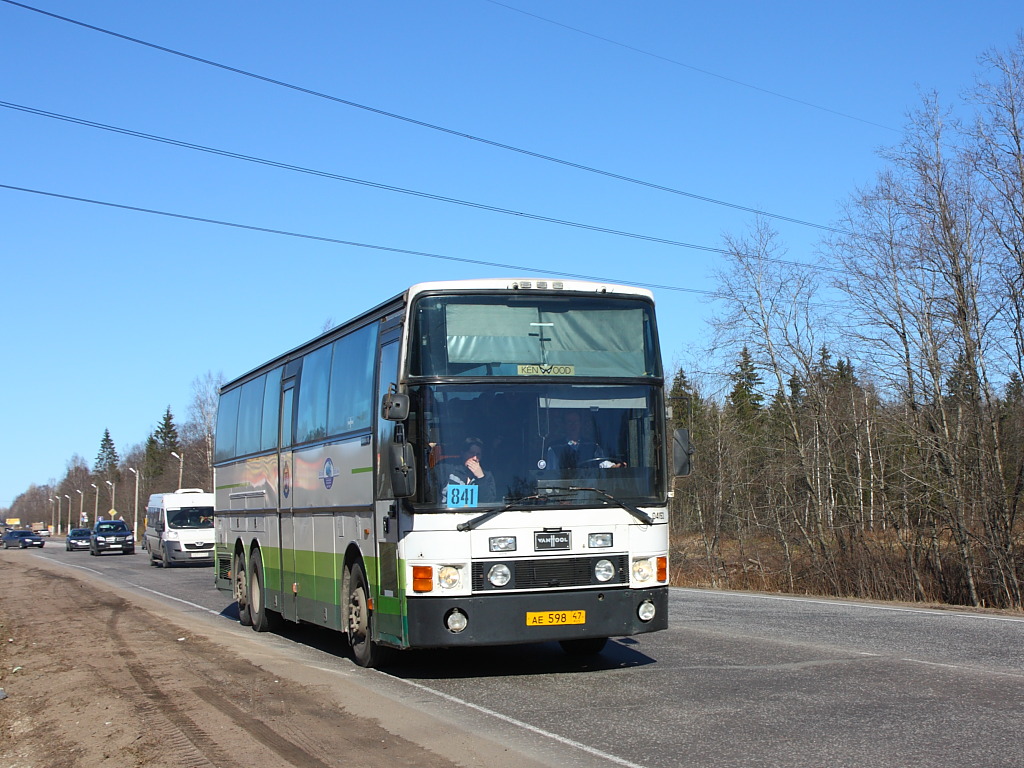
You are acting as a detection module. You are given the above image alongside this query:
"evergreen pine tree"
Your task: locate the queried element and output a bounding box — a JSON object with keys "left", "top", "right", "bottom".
{"left": 727, "top": 347, "right": 763, "bottom": 421}
{"left": 667, "top": 367, "right": 698, "bottom": 430}
{"left": 154, "top": 406, "right": 180, "bottom": 452}
{"left": 1005, "top": 371, "right": 1024, "bottom": 404}
{"left": 94, "top": 429, "right": 120, "bottom": 479}
{"left": 143, "top": 434, "right": 164, "bottom": 483}
{"left": 144, "top": 407, "right": 182, "bottom": 491}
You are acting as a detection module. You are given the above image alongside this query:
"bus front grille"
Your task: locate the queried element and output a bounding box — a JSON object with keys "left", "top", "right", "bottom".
{"left": 472, "top": 554, "right": 629, "bottom": 591}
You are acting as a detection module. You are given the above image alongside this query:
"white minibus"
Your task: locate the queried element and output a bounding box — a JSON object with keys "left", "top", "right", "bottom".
{"left": 145, "top": 489, "right": 215, "bottom": 567}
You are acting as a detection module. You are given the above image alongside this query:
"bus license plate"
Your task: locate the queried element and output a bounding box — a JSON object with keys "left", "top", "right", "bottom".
{"left": 526, "top": 610, "right": 585, "bottom": 626}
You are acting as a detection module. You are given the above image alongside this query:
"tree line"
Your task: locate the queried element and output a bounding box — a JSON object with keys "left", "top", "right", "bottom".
{"left": 5, "top": 372, "right": 221, "bottom": 533}
{"left": 669, "top": 36, "right": 1024, "bottom": 610}
{"left": 6, "top": 38, "right": 1024, "bottom": 611}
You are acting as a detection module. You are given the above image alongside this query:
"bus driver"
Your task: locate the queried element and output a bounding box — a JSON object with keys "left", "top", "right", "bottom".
{"left": 546, "top": 411, "right": 626, "bottom": 473}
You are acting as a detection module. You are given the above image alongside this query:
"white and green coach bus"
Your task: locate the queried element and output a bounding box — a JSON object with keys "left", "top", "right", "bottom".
{"left": 213, "top": 278, "right": 692, "bottom": 667}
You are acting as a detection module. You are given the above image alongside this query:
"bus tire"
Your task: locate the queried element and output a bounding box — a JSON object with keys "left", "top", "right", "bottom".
{"left": 559, "top": 637, "right": 608, "bottom": 656}
{"left": 249, "top": 549, "right": 280, "bottom": 633}
{"left": 234, "top": 551, "right": 252, "bottom": 627}
{"left": 346, "top": 562, "right": 382, "bottom": 668}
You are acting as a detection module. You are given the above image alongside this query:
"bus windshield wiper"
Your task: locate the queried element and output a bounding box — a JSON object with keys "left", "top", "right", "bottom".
{"left": 455, "top": 493, "right": 563, "bottom": 532}
{"left": 567, "top": 486, "right": 655, "bottom": 525}
{"left": 456, "top": 489, "right": 653, "bottom": 531}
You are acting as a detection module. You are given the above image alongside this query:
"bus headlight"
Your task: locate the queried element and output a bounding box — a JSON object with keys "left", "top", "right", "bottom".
{"left": 632, "top": 558, "right": 655, "bottom": 582}
{"left": 489, "top": 536, "right": 516, "bottom": 552}
{"left": 487, "top": 563, "right": 511, "bottom": 587}
{"left": 638, "top": 600, "right": 657, "bottom": 622}
{"left": 589, "top": 532, "right": 613, "bottom": 548}
{"left": 594, "top": 559, "right": 615, "bottom": 582}
{"left": 445, "top": 608, "right": 468, "bottom": 633}
{"left": 438, "top": 566, "right": 462, "bottom": 589}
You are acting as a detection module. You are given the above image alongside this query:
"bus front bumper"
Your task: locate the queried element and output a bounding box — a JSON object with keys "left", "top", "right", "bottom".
{"left": 404, "top": 586, "right": 667, "bottom": 648}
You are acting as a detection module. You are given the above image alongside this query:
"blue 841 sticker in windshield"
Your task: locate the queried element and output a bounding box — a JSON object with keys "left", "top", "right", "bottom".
{"left": 445, "top": 484, "right": 479, "bottom": 508}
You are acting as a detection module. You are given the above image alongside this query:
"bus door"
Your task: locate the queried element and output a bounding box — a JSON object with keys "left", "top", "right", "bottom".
{"left": 278, "top": 377, "right": 298, "bottom": 622}
{"left": 373, "top": 327, "right": 405, "bottom": 646}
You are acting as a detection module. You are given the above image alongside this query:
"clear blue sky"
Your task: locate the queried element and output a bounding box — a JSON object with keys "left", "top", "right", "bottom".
{"left": 1, "top": 0, "right": 1020, "bottom": 507}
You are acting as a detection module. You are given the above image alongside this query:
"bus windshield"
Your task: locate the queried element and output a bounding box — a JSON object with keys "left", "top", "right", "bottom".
{"left": 410, "top": 294, "right": 660, "bottom": 378}
{"left": 412, "top": 383, "right": 663, "bottom": 511}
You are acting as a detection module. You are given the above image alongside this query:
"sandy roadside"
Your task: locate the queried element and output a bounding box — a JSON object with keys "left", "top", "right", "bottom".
{"left": 0, "top": 555, "right": 559, "bottom": 768}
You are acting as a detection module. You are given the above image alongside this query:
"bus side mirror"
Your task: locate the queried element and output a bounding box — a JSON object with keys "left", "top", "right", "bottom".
{"left": 389, "top": 443, "right": 416, "bottom": 498}
{"left": 673, "top": 428, "right": 694, "bottom": 477}
{"left": 382, "top": 391, "right": 410, "bottom": 421}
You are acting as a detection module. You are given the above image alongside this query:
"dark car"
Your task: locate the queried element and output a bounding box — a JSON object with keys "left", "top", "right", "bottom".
{"left": 90, "top": 520, "right": 135, "bottom": 556}
{"left": 65, "top": 528, "right": 93, "bottom": 551}
{"left": 2, "top": 530, "right": 45, "bottom": 549}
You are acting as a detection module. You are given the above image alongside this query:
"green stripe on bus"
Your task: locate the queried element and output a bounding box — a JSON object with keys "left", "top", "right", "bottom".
{"left": 237, "top": 544, "right": 409, "bottom": 645}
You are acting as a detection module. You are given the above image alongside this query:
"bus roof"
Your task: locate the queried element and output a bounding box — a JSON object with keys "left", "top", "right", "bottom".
{"left": 220, "top": 278, "right": 655, "bottom": 392}
{"left": 406, "top": 278, "right": 654, "bottom": 301}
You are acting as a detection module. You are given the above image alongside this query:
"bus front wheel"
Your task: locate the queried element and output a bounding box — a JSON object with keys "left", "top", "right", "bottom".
{"left": 559, "top": 637, "right": 608, "bottom": 656}
{"left": 346, "top": 562, "right": 383, "bottom": 668}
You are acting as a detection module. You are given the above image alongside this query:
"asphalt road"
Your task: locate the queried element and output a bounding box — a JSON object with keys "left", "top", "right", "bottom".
{"left": 26, "top": 542, "right": 1024, "bottom": 768}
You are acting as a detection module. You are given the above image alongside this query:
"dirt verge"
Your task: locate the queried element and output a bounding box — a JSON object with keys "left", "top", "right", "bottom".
{"left": 0, "top": 558, "right": 495, "bottom": 768}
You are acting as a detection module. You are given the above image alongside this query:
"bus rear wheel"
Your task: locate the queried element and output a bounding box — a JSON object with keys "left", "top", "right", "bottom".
{"left": 249, "top": 549, "right": 280, "bottom": 632}
{"left": 233, "top": 551, "right": 252, "bottom": 627}
{"left": 346, "top": 563, "right": 383, "bottom": 668}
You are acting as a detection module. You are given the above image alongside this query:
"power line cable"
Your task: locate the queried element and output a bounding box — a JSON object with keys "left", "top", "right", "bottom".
{"left": 0, "top": 101, "right": 726, "bottom": 255}
{"left": 0, "top": 100, "right": 839, "bottom": 274}
{"left": 0, "top": 182, "right": 720, "bottom": 296}
{"left": 483, "top": 0, "right": 899, "bottom": 134}
{"left": 0, "top": 0, "right": 847, "bottom": 236}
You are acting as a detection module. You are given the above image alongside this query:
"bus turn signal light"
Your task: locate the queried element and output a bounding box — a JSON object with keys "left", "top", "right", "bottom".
{"left": 657, "top": 556, "right": 668, "bottom": 582}
{"left": 413, "top": 566, "right": 433, "bottom": 593}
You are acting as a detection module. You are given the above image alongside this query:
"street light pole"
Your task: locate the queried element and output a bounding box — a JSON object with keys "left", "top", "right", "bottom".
{"left": 76, "top": 489, "right": 84, "bottom": 528}
{"left": 50, "top": 497, "right": 56, "bottom": 533}
{"left": 64, "top": 494, "right": 71, "bottom": 533}
{"left": 170, "top": 451, "right": 184, "bottom": 488}
{"left": 90, "top": 483, "right": 99, "bottom": 527}
{"left": 105, "top": 480, "right": 116, "bottom": 520}
{"left": 127, "top": 467, "right": 141, "bottom": 541}
{"left": 54, "top": 495, "right": 62, "bottom": 535}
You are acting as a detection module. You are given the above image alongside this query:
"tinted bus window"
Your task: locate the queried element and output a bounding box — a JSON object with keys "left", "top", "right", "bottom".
{"left": 261, "top": 366, "right": 282, "bottom": 451}
{"left": 236, "top": 376, "right": 266, "bottom": 456}
{"left": 328, "top": 325, "right": 377, "bottom": 435}
{"left": 296, "top": 345, "right": 332, "bottom": 443}
{"left": 410, "top": 295, "right": 659, "bottom": 378}
{"left": 214, "top": 387, "right": 241, "bottom": 462}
